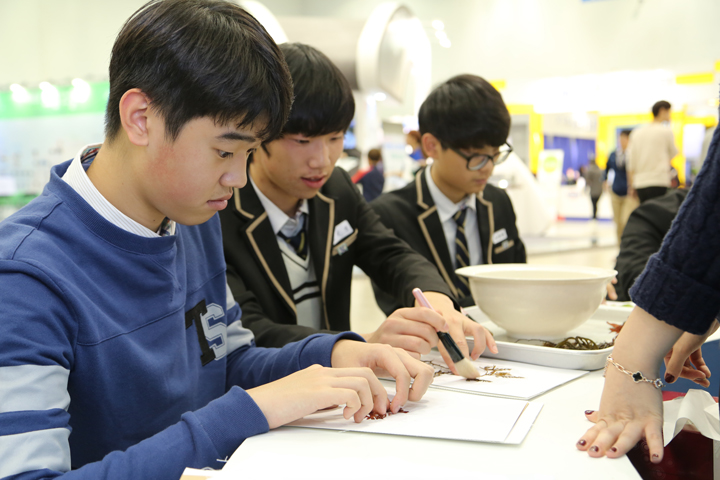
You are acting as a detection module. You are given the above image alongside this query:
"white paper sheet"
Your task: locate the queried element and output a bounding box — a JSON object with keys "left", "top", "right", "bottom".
{"left": 422, "top": 351, "right": 588, "bottom": 400}
{"left": 663, "top": 389, "right": 720, "bottom": 446}
{"left": 286, "top": 383, "right": 542, "bottom": 444}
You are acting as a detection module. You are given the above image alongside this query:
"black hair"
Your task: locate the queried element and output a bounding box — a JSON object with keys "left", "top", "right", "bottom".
{"left": 278, "top": 43, "right": 355, "bottom": 137}
{"left": 652, "top": 100, "right": 672, "bottom": 118}
{"left": 620, "top": 129, "right": 632, "bottom": 137}
{"left": 368, "top": 148, "right": 382, "bottom": 162}
{"left": 105, "top": 0, "right": 293, "bottom": 143}
{"left": 419, "top": 74, "right": 510, "bottom": 150}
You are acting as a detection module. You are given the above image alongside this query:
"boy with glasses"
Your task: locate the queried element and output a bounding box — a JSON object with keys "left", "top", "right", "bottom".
{"left": 371, "top": 74, "right": 526, "bottom": 311}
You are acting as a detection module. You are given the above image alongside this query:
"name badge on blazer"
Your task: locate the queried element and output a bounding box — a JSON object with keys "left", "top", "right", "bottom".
{"left": 333, "top": 219, "right": 354, "bottom": 245}
{"left": 492, "top": 228, "right": 508, "bottom": 245}
{"left": 494, "top": 239, "right": 515, "bottom": 255}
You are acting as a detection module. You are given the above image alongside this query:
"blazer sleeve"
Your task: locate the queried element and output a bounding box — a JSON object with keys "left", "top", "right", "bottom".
{"left": 337, "top": 171, "right": 455, "bottom": 309}
{"left": 226, "top": 264, "right": 337, "bottom": 348}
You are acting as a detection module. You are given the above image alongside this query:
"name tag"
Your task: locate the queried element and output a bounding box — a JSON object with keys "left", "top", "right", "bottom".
{"left": 333, "top": 219, "right": 353, "bottom": 245}
{"left": 492, "top": 228, "right": 508, "bottom": 245}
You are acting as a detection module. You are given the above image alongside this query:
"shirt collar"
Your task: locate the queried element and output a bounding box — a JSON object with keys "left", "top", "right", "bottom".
{"left": 249, "top": 174, "right": 309, "bottom": 235}
{"left": 62, "top": 144, "right": 176, "bottom": 238}
{"left": 425, "top": 165, "right": 476, "bottom": 223}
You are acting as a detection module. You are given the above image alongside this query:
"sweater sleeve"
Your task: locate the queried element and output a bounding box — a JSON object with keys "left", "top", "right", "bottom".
{"left": 0, "top": 271, "right": 264, "bottom": 480}
{"left": 0, "top": 266, "right": 363, "bottom": 480}
{"left": 225, "top": 331, "right": 365, "bottom": 390}
{"left": 629, "top": 127, "right": 720, "bottom": 334}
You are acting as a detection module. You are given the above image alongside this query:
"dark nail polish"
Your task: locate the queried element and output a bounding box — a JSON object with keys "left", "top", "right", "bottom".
{"left": 610, "top": 447, "right": 617, "bottom": 453}
{"left": 584, "top": 410, "right": 594, "bottom": 415}
{"left": 577, "top": 439, "right": 586, "bottom": 446}
{"left": 652, "top": 454, "right": 659, "bottom": 459}
{"left": 665, "top": 374, "right": 675, "bottom": 383}
{"left": 590, "top": 446, "right": 599, "bottom": 453}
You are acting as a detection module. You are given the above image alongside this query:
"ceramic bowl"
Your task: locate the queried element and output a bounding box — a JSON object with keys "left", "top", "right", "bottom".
{"left": 456, "top": 264, "right": 617, "bottom": 339}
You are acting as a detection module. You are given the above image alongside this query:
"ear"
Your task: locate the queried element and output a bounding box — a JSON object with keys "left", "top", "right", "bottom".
{"left": 421, "top": 132, "right": 442, "bottom": 159}
{"left": 118, "top": 89, "right": 151, "bottom": 147}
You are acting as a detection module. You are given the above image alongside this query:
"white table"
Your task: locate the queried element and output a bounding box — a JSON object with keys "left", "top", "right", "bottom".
{"left": 221, "top": 370, "right": 640, "bottom": 479}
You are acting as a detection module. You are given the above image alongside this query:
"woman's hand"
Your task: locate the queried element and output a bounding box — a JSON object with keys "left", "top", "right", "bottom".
{"left": 577, "top": 364, "right": 665, "bottom": 462}
{"left": 663, "top": 320, "right": 719, "bottom": 386}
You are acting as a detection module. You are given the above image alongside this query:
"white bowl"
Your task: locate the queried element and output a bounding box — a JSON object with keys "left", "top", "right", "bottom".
{"left": 456, "top": 264, "right": 616, "bottom": 339}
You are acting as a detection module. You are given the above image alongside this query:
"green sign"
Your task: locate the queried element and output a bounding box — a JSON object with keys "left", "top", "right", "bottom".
{"left": 542, "top": 156, "right": 559, "bottom": 173}
{"left": 0, "top": 81, "right": 109, "bottom": 120}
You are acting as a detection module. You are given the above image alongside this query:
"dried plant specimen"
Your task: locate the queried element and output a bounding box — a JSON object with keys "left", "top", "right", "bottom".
{"left": 607, "top": 321, "right": 624, "bottom": 334}
{"left": 365, "top": 407, "right": 409, "bottom": 420}
{"left": 422, "top": 360, "right": 522, "bottom": 381}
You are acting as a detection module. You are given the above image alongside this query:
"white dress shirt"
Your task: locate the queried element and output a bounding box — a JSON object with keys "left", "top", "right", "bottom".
{"left": 425, "top": 165, "right": 482, "bottom": 267}
{"left": 249, "top": 175, "right": 321, "bottom": 330}
{"left": 62, "top": 144, "right": 176, "bottom": 238}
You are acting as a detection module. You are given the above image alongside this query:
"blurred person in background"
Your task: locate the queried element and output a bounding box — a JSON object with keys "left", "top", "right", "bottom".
{"left": 406, "top": 130, "right": 426, "bottom": 166}
{"left": 586, "top": 155, "right": 604, "bottom": 220}
{"left": 352, "top": 148, "right": 384, "bottom": 202}
{"left": 605, "top": 129, "right": 639, "bottom": 243}
{"left": 627, "top": 100, "right": 678, "bottom": 204}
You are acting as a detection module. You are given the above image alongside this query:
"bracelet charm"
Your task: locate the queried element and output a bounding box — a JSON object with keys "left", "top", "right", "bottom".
{"left": 605, "top": 355, "right": 665, "bottom": 389}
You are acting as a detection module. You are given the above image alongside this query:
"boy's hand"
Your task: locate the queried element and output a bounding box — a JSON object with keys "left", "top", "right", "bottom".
{"left": 247, "top": 364, "right": 388, "bottom": 429}
{"left": 360, "top": 307, "right": 449, "bottom": 358}
{"left": 420, "top": 292, "right": 498, "bottom": 374}
{"left": 331, "top": 340, "right": 435, "bottom": 414}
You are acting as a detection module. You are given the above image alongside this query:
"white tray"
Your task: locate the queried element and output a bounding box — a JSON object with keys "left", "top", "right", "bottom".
{"left": 465, "top": 304, "right": 633, "bottom": 371}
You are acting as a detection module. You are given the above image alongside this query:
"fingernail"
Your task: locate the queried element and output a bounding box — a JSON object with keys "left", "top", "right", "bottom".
{"left": 590, "top": 446, "right": 599, "bottom": 453}
{"left": 664, "top": 374, "right": 675, "bottom": 383}
{"left": 577, "top": 439, "right": 586, "bottom": 446}
{"left": 584, "top": 410, "right": 594, "bottom": 415}
{"left": 651, "top": 454, "right": 659, "bottom": 461}
{"left": 443, "top": 322, "right": 449, "bottom": 331}
{"left": 610, "top": 447, "right": 617, "bottom": 453}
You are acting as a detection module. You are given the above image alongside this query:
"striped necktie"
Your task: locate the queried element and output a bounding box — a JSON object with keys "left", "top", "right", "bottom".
{"left": 452, "top": 208, "right": 472, "bottom": 298}
{"left": 278, "top": 214, "right": 308, "bottom": 260}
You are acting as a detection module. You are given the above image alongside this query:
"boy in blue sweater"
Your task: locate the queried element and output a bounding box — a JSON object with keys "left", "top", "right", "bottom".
{"left": 0, "top": 1, "right": 434, "bottom": 478}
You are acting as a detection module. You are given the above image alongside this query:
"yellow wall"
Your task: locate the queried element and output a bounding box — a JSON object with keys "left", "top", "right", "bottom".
{"left": 596, "top": 110, "right": 715, "bottom": 187}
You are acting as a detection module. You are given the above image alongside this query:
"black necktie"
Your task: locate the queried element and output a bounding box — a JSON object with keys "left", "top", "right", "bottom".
{"left": 278, "top": 215, "right": 308, "bottom": 260}
{"left": 452, "top": 208, "right": 472, "bottom": 298}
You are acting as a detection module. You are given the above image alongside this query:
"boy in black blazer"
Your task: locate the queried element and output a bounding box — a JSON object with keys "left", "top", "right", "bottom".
{"left": 220, "top": 44, "right": 496, "bottom": 371}
{"left": 371, "top": 75, "right": 526, "bottom": 313}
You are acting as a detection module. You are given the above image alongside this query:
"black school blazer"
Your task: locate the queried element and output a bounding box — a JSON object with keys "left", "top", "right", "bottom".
{"left": 220, "top": 167, "right": 453, "bottom": 348}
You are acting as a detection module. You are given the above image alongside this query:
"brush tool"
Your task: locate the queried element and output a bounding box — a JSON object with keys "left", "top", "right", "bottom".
{"left": 412, "top": 288, "right": 480, "bottom": 379}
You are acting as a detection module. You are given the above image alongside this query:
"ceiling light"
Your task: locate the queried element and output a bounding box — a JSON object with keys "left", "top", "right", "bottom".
{"left": 432, "top": 20, "right": 444, "bottom": 31}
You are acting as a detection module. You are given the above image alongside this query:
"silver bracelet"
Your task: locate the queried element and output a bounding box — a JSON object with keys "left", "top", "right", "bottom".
{"left": 604, "top": 355, "right": 665, "bottom": 389}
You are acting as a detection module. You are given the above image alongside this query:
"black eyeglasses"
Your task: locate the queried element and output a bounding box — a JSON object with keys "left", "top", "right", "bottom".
{"left": 451, "top": 143, "right": 513, "bottom": 171}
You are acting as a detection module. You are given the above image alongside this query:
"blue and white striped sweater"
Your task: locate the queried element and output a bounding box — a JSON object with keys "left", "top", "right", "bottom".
{"left": 0, "top": 160, "right": 354, "bottom": 479}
